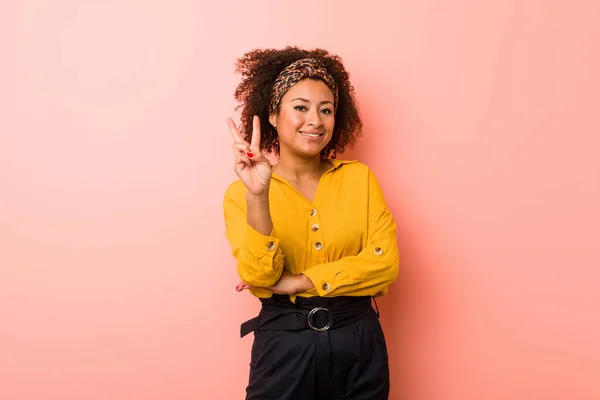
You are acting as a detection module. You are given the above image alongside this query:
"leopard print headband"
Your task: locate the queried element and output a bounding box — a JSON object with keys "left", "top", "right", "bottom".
{"left": 268, "top": 58, "right": 339, "bottom": 115}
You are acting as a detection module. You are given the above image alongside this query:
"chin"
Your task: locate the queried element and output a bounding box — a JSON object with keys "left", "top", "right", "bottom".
{"left": 291, "top": 150, "right": 321, "bottom": 159}
{"left": 282, "top": 136, "right": 332, "bottom": 158}
{"left": 299, "top": 144, "right": 329, "bottom": 157}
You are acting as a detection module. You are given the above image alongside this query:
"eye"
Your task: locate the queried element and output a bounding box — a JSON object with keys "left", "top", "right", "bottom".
{"left": 294, "top": 105, "right": 307, "bottom": 111}
{"left": 321, "top": 108, "right": 333, "bottom": 115}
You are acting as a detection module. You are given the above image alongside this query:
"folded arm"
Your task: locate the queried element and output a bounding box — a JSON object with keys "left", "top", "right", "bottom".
{"left": 223, "top": 184, "right": 284, "bottom": 288}
{"left": 302, "top": 168, "right": 400, "bottom": 297}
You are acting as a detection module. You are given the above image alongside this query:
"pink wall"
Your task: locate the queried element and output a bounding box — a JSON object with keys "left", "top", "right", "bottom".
{"left": 1, "top": 1, "right": 599, "bottom": 399}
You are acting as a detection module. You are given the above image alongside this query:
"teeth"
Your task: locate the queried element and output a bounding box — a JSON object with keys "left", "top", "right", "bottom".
{"left": 300, "top": 132, "right": 321, "bottom": 137}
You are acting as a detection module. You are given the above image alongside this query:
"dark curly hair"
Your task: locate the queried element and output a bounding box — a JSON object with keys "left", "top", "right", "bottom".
{"left": 233, "top": 46, "right": 362, "bottom": 160}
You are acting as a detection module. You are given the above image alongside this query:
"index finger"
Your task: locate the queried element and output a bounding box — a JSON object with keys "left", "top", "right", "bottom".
{"left": 250, "top": 115, "right": 261, "bottom": 150}
{"left": 227, "top": 117, "right": 244, "bottom": 144}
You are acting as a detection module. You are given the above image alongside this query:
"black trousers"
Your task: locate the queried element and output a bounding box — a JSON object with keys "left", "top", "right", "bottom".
{"left": 242, "top": 295, "right": 390, "bottom": 400}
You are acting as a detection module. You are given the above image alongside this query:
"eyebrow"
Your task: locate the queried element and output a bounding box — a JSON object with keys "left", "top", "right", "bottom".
{"left": 291, "top": 98, "right": 334, "bottom": 105}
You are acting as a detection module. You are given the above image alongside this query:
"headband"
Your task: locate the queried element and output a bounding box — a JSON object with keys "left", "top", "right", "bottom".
{"left": 268, "top": 58, "right": 339, "bottom": 115}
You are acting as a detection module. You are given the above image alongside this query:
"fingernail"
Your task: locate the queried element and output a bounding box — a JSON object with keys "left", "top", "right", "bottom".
{"left": 247, "top": 152, "right": 254, "bottom": 158}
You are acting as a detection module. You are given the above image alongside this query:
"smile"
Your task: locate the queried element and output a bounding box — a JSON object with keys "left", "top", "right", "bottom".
{"left": 299, "top": 131, "right": 324, "bottom": 138}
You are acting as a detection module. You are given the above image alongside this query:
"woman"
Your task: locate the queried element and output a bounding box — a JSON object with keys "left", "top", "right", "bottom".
{"left": 223, "top": 46, "right": 400, "bottom": 400}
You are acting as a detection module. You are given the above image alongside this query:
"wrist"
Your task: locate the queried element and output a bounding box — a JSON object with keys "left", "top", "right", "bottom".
{"left": 246, "top": 192, "right": 269, "bottom": 202}
{"left": 298, "top": 273, "right": 315, "bottom": 292}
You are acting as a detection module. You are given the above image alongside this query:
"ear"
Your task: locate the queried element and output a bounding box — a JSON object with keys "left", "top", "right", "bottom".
{"left": 269, "top": 114, "right": 277, "bottom": 128}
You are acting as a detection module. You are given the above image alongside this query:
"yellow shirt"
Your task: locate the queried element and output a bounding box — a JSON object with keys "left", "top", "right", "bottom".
{"left": 223, "top": 159, "right": 399, "bottom": 302}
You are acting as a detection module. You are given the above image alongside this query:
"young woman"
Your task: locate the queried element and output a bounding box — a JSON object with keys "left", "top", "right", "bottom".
{"left": 223, "top": 46, "right": 400, "bottom": 400}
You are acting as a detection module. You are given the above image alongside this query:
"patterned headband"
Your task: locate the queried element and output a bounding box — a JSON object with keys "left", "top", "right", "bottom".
{"left": 268, "top": 58, "right": 339, "bottom": 115}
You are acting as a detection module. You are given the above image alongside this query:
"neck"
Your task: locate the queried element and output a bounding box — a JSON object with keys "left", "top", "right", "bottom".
{"left": 274, "top": 152, "right": 330, "bottom": 181}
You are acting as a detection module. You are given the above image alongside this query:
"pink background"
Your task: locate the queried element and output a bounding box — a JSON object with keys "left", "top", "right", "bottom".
{"left": 1, "top": 1, "right": 599, "bottom": 399}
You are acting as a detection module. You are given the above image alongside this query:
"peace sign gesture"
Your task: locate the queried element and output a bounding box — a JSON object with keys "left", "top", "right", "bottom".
{"left": 227, "top": 115, "right": 273, "bottom": 195}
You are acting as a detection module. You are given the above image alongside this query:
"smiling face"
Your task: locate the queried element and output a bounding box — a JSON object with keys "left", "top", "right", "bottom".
{"left": 269, "top": 78, "right": 336, "bottom": 160}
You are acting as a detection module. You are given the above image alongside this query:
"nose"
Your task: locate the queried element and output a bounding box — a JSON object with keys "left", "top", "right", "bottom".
{"left": 306, "top": 107, "right": 324, "bottom": 128}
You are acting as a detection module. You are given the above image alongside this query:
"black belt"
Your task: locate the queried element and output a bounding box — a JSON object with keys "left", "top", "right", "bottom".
{"left": 240, "top": 294, "right": 379, "bottom": 338}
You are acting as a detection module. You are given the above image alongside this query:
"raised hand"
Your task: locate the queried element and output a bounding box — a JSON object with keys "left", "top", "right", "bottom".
{"left": 227, "top": 116, "right": 273, "bottom": 196}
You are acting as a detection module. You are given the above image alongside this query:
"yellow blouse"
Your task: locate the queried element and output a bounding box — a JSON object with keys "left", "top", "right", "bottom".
{"left": 223, "top": 159, "right": 399, "bottom": 302}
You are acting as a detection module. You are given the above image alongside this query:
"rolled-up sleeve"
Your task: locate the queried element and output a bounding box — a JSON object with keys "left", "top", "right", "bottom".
{"left": 223, "top": 183, "right": 284, "bottom": 287}
{"left": 301, "top": 169, "right": 399, "bottom": 297}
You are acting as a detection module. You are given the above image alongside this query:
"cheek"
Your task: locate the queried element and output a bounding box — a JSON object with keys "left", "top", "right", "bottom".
{"left": 326, "top": 116, "right": 335, "bottom": 131}
{"left": 279, "top": 112, "right": 303, "bottom": 129}
{"left": 291, "top": 113, "right": 307, "bottom": 127}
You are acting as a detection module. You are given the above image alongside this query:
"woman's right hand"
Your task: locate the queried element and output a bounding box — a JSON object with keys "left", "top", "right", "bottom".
{"left": 227, "top": 115, "right": 273, "bottom": 196}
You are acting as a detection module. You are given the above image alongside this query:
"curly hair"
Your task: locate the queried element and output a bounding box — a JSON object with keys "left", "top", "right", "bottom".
{"left": 233, "top": 46, "right": 362, "bottom": 160}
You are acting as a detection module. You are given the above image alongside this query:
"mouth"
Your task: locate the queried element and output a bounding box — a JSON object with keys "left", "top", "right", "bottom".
{"left": 299, "top": 131, "right": 325, "bottom": 138}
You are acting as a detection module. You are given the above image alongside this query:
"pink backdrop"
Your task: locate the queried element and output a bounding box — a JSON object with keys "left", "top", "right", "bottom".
{"left": 1, "top": 1, "right": 599, "bottom": 399}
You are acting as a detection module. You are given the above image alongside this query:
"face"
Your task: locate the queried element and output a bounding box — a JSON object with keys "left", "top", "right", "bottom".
{"left": 270, "top": 78, "right": 335, "bottom": 159}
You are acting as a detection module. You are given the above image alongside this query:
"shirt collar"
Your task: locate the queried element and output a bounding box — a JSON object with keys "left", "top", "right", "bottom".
{"left": 271, "top": 159, "right": 357, "bottom": 182}
{"left": 327, "top": 159, "right": 357, "bottom": 171}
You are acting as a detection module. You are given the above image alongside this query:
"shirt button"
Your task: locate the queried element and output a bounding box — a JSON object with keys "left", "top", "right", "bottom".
{"left": 311, "top": 224, "right": 319, "bottom": 232}
{"left": 374, "top": 247, "right": 383, "bottom": 255}
{"left": 322, "top": 282, "right": 331, "bottom": 291}
{"left": 310, "top": 209, "right": 317, "bottom": 217}
{"left": 267, "top": 241, "right": 276, "bottom": 251}
{"left": 314, "top": 242, "right": 323, "bottom": 251}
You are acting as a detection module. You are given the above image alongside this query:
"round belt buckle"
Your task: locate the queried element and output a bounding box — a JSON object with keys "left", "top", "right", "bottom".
{"left": 307, "top": 307, "right": 333, "bottom": 331}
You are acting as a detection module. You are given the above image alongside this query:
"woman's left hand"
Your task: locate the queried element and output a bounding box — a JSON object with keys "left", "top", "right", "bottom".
{"left": 235, "top": 272, "right": 315, "bottom": 294}
{"left": 269, "top": 272, "right": 315, "bottom": 294}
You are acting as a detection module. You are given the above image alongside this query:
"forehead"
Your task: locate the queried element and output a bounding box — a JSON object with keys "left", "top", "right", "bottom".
{"left": 281, "top": 78, "right": 334, "bottom": 102}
